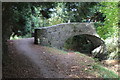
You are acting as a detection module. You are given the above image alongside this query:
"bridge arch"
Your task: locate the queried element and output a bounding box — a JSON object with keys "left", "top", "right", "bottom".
{"left": 34, "top": 23, "right": 100, "bottom": 47}
{"left": 34, "top": 23, "right": 105, "bottom": 58}
{"left": 34, "top": 23, "right": 106, "bottom": 60}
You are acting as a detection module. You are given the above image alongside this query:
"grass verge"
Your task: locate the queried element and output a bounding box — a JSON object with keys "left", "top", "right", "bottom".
{"left": 92, "top": 63, "right": 119, "bottom": 78}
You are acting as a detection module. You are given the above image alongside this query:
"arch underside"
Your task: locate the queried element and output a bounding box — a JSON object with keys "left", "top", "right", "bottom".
{"left": 64, "top": 34, "right": 104, "bottom": 52}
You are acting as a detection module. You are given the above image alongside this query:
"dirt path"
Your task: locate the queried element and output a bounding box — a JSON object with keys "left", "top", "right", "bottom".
{"left": 3, "top": 38, "right": 99, "bottom": 78}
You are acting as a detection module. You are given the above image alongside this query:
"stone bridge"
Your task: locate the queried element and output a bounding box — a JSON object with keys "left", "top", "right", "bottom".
{"left": 34, "top": 23, "right": 106, "bottom": 59}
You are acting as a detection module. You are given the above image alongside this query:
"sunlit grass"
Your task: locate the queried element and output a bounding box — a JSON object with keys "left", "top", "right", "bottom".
{"left": 10, "top": 34, "right": 32, "bottom": 40}
{"left": 10, "top": 35, "right": 22, "bottom": 40}
{"left": 92, "top": 63, "right": 119, "bottom": 78}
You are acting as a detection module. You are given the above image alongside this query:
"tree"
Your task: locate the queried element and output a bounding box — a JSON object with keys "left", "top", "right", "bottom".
{"left": 97, "top": 2, "right": 119, "bottom": 39}
{"left": 2, "top": 2, "right": 56, "bottom": 39}
{"left": 96, "top": 2, "right": 119, "bottom": 60}
{"left": 2, "top": 2, "right": 55, "bottom": 54}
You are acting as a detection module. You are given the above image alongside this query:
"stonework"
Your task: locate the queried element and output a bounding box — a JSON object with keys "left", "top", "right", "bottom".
{"left": 34, "top": 23, "right": 106, "bottom": 58}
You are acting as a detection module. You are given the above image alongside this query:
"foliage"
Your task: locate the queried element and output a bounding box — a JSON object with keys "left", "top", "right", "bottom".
{"left": 96, "top": 2, "right": 119, "bottom": 60}
{"left": 105, "top": 37, "right": 119, "bottom": 60}
{"left": 42, "top": 2, "right": 98, "bottom": 26}
{"left": 3, "top": 2, "right": 100, "bottom": 39}
{"left": 4, "top": 2, "right": 119, "bottom": 40}
{"left": 97, "top": 2, "right": 119, "bottom": 39}
{"left": 2, "top": 2, "right": 56, "bottom": 38}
